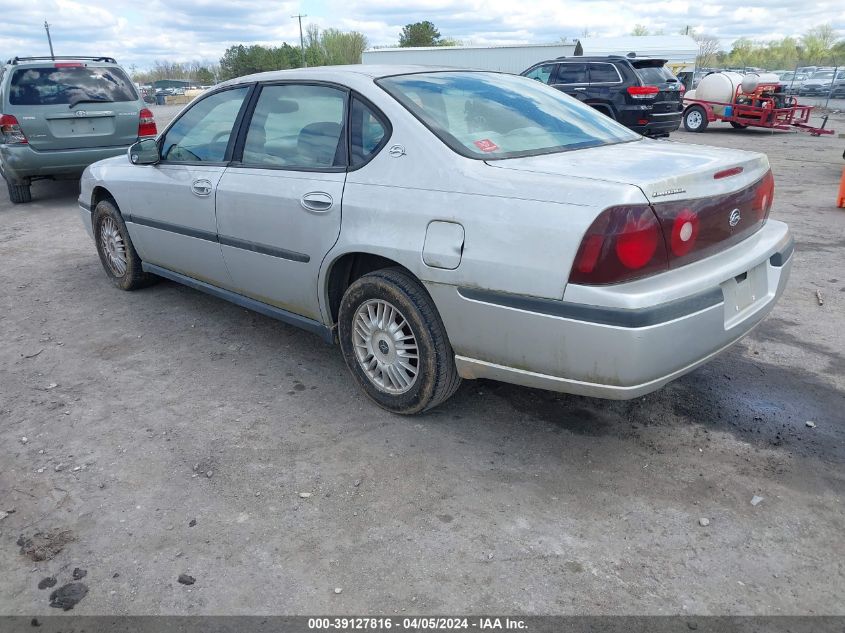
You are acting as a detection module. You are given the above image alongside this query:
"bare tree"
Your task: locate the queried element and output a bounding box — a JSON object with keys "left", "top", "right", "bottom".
{"left": 694, "top": 33, "right": 722, "bottom": 68}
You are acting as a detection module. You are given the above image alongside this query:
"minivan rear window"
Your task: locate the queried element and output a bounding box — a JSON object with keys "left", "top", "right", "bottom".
{"left": 633, "top": 63, "right": 677, "bottom": 85}
{"left": 9, "top": 66, "right": 137, "bottom": 106}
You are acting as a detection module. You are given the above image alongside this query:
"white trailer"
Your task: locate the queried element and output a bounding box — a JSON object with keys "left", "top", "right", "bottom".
{"left": 361, "top": 42, "right": 581, "bottom": 74}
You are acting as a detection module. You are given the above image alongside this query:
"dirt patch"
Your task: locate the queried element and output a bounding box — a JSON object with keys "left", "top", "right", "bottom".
{"left": 48, "top": 582, "right": 89, "bottom": 610}
{"left": 16, "top": 530, "right": 75, "bottom": 562}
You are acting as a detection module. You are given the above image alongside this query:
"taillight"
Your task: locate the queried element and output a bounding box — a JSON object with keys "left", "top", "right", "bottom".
{"left": 752, "top": 170, "right": 774, "bottom": 220}
{"left": 669, "top": 208, "right": 700, "bottom": 257}
{"left": 627, "top": 85, "right": 660, "bottom": 99}
{"left": 138, "top": 108, "right": 157, "bottom": 138}
{"left": 569, "top": 205, "right": 668, "bottom": 285}
{"left": 0, "top": 114, "right": 28, "bottom": 145}
{"left": 679, "top": 83, "right": 686, "bottom": 94}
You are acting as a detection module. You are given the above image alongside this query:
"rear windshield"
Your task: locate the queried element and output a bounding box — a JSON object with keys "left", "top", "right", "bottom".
{"left": 9, "top": 66, "right": 137, "bottom": 106}
{"left": 378, "top": 71, "right": 639, "bottom": 159}
{"left": 633, "top": 63, "right": 678, "bottom": 85}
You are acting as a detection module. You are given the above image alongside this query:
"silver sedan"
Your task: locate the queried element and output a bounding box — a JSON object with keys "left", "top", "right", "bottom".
{"left": 78, "top": 66, "right": 792, "bottom": 414}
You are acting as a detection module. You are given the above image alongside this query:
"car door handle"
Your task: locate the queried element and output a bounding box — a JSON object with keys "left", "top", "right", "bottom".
{"left": 300, "top": 192, "right": 333, "bottom": 213}
{"left": 573, "top": 87, "right": 586, "bottom": 91}
{"left": 191, "top": 179, "right": 213, "bottom": 197}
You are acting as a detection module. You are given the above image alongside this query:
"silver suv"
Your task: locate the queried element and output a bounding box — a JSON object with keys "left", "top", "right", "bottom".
{"left": 0, "top": 56, "right": 156, "bottom": 203}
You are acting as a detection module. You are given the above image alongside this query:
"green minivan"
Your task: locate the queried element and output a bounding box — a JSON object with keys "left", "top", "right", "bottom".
{"left": 0, "top": 56, "right": 156, "bottom": 203}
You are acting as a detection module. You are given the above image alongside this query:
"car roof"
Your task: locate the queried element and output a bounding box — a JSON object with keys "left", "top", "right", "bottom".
{"left": 532, "top": 55, "right": 669, "bottom": 65}
{"left": 4, "top": 56, "right": 120, "bottom": 68}
{"left": 218, "top": 64, "right": 480, "bottom": 87}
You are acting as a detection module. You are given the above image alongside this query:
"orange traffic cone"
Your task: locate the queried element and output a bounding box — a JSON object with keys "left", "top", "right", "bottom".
{"left": 839, "top": 167, "right": 845, "bottom": 208}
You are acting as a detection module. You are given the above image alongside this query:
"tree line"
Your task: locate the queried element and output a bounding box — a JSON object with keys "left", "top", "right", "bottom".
{"left": 632, "top": 24, "right": 844, "bottom": 70}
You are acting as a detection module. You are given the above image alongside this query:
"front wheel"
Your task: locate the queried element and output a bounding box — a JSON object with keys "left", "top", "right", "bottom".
{"left": 683, "top": 106, "right": 708, "bottom": 132}
{"left": 338, "top": 268, "right": 461, "bottom": 414}
{"left": 92, "top": 199, "right": 154, "bottom": 291}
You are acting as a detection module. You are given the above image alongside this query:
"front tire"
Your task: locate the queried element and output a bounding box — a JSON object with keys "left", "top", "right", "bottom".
{"left": 92, "top": 199, "right": 153, "bottom": 291}
{"left": 6, "top": 181, "right": 31, "bottom": 204}
{"left": 683, "top": 106, "right": 708, "bottom": 132}
{"left": 338, "top": 268, "right": 461, "bottom": 414}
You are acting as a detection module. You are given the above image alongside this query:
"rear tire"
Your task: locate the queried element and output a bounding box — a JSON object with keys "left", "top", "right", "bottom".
{"left": 338, "top": 268, "right": 461, "bottom": 415}
{"left": 92, "top": 199, "right": 154, "bottom": 291}
{"left": 729, "top": 121, "right": 748, "bottom": 129}
{"left": 7, "top": 181, "right": 32, "bottom": 204}
{"left": 683, "top": 106, "right": 708, "bottom": 132}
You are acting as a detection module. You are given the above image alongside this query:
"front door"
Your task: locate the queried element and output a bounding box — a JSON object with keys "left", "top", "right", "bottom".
{"left": 215, "top": 83, "right": 349, "bottom": 321}
{"left": 123, "top": 86, "right": 251, "bottom": 285}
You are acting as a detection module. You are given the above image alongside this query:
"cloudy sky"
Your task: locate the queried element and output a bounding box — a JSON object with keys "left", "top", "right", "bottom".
{"left": 2, "top": 0, "right": 843, "bottom": 70}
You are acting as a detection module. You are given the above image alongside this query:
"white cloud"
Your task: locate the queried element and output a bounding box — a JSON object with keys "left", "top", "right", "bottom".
{"left": 0, "top": 0, "right": 841, "bottom": 70}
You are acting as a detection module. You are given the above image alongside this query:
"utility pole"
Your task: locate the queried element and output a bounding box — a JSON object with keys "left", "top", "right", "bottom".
{"left": 44, "top": 20, "right": 55, "bottom": 59}
{"left": 291, "top": 14, "right": 307, "bottom": 68}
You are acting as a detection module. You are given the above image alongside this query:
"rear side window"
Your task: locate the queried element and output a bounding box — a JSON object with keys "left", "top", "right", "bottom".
{"left": 9, "top": 66, "right": 137, "bottom": 106}
{"left": 556, "top": 64, "right": 588, "bottom": 84}
{"left": 588, "top": 63, "right": 621, "bottom": 84}
{"left": 241, "top": 84, "right": 347, "bottom": 169}
{"left": 633, "top": 64, "right": 677, "bottom": 85}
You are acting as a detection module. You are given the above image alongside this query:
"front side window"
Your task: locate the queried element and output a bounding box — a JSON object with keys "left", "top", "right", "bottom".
{"left": 241, "top": 84, "right": 346, "bottom": 169}
{"left": 523, "top": 64, "right": 556, "bottom": 84}
{"left": 379, "top": 71, "right": 639, "bottom": 160}
{"left": 556, "top": 63, "right": 588, "bottom": 84}
{"left": 350, "top": 97, "right": 388, "bottom": 167}
{"left": 9, "top": 65, "right": 137, "bottom": 106}
{"left": 160, "top": 87, "right": 249, "bottom": 163}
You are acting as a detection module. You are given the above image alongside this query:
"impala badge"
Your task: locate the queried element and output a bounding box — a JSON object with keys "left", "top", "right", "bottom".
{"left": 729, "top": 208, "right": 741, "bottom": 227}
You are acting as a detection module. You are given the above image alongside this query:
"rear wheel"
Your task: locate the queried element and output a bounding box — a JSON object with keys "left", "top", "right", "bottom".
{"left": 683, "top": 106, "right": 708, "bottom": 132}
{"left": 93, "top": 199, "right": 154, "bottom": 291}
{"left": 338, "top": 268, "right": 461, "bottom": 414}
{"left": 6, "top": 181, "right": 31, "bottom": 204}
{"left": 729, "top": 121, "right": 748, "bottom": 129}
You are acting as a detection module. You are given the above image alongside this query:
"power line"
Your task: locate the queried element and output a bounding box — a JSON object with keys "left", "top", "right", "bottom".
{"left": 291, "top": 14, "right": 307, "bottom": 67}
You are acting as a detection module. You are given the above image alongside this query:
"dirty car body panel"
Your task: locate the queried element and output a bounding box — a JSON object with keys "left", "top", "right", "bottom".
{"left": 78, "top": 65, "right": 792, "bottom": 404}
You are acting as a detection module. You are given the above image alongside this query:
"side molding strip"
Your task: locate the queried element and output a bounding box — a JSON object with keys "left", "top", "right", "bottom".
{"left": 457, "top": 287, "right": 724, "bottom": 328}
{"left": 127, "top": 215, "right": 310, "bottom": 263}
{"left": 141, "top": 263, "right": 334, "bottom": 344}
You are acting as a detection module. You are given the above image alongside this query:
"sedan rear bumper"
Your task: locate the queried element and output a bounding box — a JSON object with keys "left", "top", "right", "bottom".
{"left": 427, "top": 221, "right": 792, "bottom": 399}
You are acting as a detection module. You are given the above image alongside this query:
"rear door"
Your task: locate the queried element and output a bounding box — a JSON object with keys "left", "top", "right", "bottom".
{"left": 214, "top": 83, "right": 350, "bottom": 321}
{"left": 550, "top": 63, "right": 590, "bottom": 103}
{"left": 7, "top": 63, "right": 141, "bottom": 150}
{"left": 631, "top": 60, "right": 683, "bottom": 117}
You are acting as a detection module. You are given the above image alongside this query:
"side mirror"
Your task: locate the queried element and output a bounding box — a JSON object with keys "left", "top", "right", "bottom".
{"left": 128, "top": 138, "right": 160, "bottom": 165}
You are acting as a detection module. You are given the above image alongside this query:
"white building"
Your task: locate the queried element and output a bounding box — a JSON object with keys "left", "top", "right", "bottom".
{"left": 361, "top": 42, "right": 581, "bottom": 74}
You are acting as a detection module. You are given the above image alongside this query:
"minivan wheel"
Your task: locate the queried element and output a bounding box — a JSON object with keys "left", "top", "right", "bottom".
{"left": 6, "top": 181, "right": 32, "bottom": 204}
{"left": 683, "top": 106, "right": 708, "bottom": 132}
{"left": 338, "top": 268, "right": 461, "bottom": 414}
{"left": 92, "top": 199, "right": 154, "bottom": 291}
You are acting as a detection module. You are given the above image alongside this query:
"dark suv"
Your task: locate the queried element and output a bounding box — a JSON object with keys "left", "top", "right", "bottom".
{"left": 521, "top": 55, "right": 684, "bottom": 137}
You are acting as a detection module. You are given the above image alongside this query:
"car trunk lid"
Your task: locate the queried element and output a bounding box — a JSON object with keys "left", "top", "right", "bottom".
{"left": 487, "top": 139, "right": 772, "bottom": 265}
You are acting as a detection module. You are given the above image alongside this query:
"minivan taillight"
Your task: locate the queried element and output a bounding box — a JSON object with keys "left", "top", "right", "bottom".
{"left": 0, "top": 114, "right": 28, "bottom": 145}
{"left": 627, "top": 85, "right": 660, "bottom": 99}
{"left": 138, "top": 108, "right": 157, "bottom": 138}
{"left": 569, "top": 205, "right": 669, "bottom": 285}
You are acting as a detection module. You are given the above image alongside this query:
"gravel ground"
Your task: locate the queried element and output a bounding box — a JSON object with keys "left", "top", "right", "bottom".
{"left": 0, "top": 106, "right": 843, "bottom": 616}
